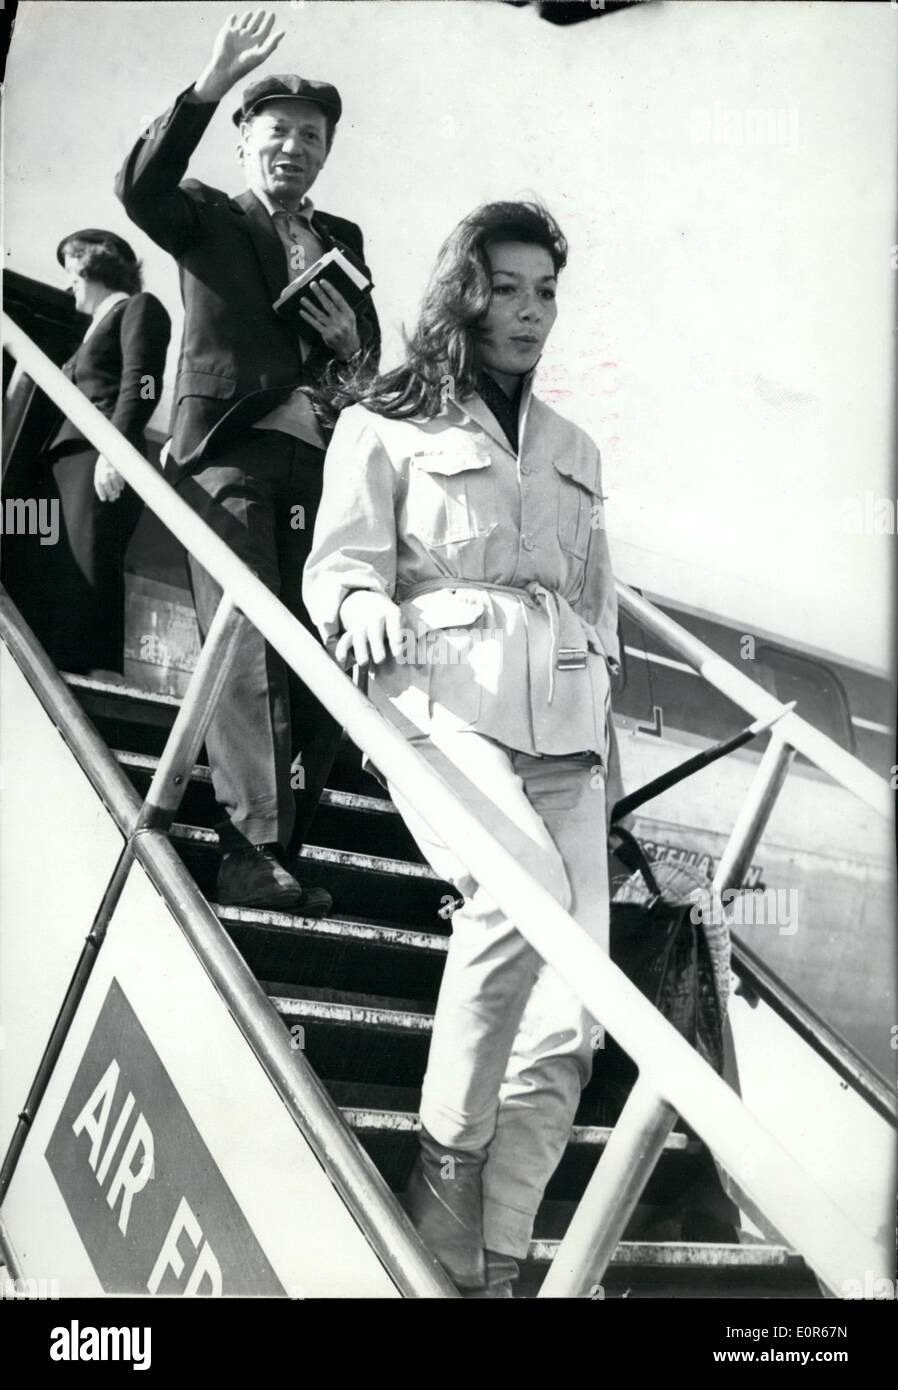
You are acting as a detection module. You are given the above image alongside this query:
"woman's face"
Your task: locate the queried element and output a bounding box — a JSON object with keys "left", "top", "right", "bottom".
{"left": 476, "top": 240, "right": 558, "bottom": 378}
{"left": 62, "top": 253, "right": 92, "bottom": 313}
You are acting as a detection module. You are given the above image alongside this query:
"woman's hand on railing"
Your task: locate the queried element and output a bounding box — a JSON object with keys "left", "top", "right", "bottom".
{"left": 335, "top": 591, "right": 404, "bottom": 669}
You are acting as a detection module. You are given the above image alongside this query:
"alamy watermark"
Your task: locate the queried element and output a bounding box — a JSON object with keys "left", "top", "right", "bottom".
{"left": 838, "top": 493, "right": 898, "bottom": 535}
{"left": 0, "top": 498, "right": 59, "bottom": 545}
{"left": 691, "top": 886, "right": 799, "bottom": 937}
{"left": 2, "top": 1274, "right": 60, "bottom": 1299}
{"left": 841, "top": 1272, "right": 897, "bottom": 1300}
{"left": 688, "top": 104, "right": 800, "bottom": 152}
{"left": 393, "top": 623, "right": 504, "bottom": 669}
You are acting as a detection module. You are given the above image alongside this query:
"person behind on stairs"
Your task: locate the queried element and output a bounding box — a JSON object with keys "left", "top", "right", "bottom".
{"left": 303, "top": 200, "right": 620, "bottom": 1296}
{"left": 115, "top": 8, "right": 381, "bottom": 915}
{"left": 5, "top": 230, "right": 170, "bottom": 681}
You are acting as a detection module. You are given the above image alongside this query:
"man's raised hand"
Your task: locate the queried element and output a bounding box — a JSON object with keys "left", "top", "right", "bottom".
{"left": 194, "top": 11, "right": 285, "bottom": 104}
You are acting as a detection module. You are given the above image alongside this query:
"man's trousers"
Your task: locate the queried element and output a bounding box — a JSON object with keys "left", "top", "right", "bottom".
{"left": 178, "top": 430, "right": 343, "bottom": 855}
{"left": 384, "top": 704, "right": 610, "bottom": 1260}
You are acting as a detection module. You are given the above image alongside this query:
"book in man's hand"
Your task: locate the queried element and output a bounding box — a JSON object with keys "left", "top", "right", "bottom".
{"left": 273, "top": 247, "right": 373, "bottom": 346}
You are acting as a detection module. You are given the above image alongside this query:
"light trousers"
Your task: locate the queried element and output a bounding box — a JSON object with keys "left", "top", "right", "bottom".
{"left": 178, "top": 431, "right": 342, "bottom": 855}
{"left": 384, "top": 703, "right": 610, "bottom": 1260}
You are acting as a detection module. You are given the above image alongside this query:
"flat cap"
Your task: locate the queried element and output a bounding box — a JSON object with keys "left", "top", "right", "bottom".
{"left": 232, "top": 75, "right": 342, "bottom": 127}
{"left": 56, "top": 229, "right": 138, "bottom": 267}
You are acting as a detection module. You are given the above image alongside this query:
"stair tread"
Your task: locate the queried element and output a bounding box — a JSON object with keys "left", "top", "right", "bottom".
{"left": 115, "top": 751, "right": 398, "bottom": 815}
{"left": 64, "top": 672, "right": 182, "bottom": 706}
{"left": 527, "top": 1239, "right": 802, "bottom": 1268}
{"left": 270, "top": 991, "right": 433, "bottom": 1032}
{"left": 172, "top": 823, "right": 437, "bottom": 879}
{"left": 339, "top": 1105, "right": 690, "bottom": 1152}
{"left": 265, "top": 982, "right": 434, "bottom": 1014}
{"left": 217, "top": 903, "right": 449, "bottom": 951}
{"left": 116, "top": 748, "right": 212, "bottom": 782}
{"left": 76, "top": 680, "right": 808, "bottom": 1293}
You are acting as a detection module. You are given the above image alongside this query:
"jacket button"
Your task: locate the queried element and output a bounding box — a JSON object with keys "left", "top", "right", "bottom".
{"left": 523, "top": 537, "right": 535, "bottom": 552}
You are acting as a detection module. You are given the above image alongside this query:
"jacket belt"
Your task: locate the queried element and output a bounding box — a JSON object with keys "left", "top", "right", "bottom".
{"left": 398, "top": 577, "right": 588, "bottom": 704}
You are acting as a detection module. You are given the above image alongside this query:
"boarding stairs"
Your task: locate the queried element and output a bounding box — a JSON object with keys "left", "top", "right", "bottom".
{"left": 1, "top": 309, "right": 894, "bottom": 1301}
{"left": 52, "top": 670, "right": 821, "bottom": 1298}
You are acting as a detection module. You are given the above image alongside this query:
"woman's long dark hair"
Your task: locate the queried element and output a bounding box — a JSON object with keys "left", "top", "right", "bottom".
{"left": 318, "top": 200, "right": 567, "bottom": 425}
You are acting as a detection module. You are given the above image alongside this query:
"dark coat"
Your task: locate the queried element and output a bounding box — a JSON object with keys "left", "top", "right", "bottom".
{"left": 114, "top": 86, "right": 380, "bottom": 477}
{"left": 48, "top": 292, "right": 172, "bottom": 455}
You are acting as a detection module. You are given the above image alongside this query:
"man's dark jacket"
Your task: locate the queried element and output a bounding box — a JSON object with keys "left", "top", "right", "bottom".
{"left": 114, "top": 86, "right": 380, "bottom": 478}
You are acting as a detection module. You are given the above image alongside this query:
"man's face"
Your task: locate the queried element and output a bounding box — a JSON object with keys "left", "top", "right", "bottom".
{"left": 240, "top": 99, "right": 330, "bottom": 206}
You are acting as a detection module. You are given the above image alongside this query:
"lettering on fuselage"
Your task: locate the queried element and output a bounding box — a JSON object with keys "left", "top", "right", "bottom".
{"left": 637, "top": 838, "right": 765, "bottom": 889}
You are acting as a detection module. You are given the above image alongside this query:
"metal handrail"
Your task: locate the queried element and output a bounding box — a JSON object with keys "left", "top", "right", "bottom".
{"left": 616, "top": 586, "right": 891, "bottom": 818}
{"left": 0, "top": 587, "right": 457, "bottom": 1297}
{"left": 2, "top": 312, "right": 892, "bottom": 1297}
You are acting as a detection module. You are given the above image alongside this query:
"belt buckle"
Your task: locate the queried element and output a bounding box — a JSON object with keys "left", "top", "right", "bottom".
{"left": 556, "top": 646, "right": 588, "bottom": 671}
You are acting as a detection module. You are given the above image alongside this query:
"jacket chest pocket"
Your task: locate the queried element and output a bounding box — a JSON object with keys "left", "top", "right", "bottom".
{"left": 553, "top": 456, "right": 598, "bottom": 560}
{"left": 406, "top": 447, "right": 498, "bottom": 548}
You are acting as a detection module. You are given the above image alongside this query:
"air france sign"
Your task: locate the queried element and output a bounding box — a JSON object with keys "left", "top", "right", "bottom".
{"left": 45, "top": 978, "right": 285, "bottom": 1295}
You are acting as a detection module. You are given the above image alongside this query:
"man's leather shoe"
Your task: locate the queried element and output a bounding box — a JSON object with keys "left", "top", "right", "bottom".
{"left": 283, "top": 855, "right": 333, "bottom": 918}
{"left": 216, "top": 844, "right": 304, "bottom": 909}
{"left": 299, "top": 884, "right": 333, "bottom": 918}
{"left": 405, "top": 1126, "right": 488, "bottom": 1291}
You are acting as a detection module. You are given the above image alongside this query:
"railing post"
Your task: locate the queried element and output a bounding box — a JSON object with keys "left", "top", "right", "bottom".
{"left": 708, "top": 731, "right": 798, "bottom": 1242}
{"left": 539, "top": 1078, "right": 678, "bottom": 1297}
{"left": 543, "top": 733, "right": 800, "bottom": 1295}
{"left": 712, "top": 731, "right": 797, "bottom": 896}
{"left": 136, "top": 595, "right": 248, "bottom": 831}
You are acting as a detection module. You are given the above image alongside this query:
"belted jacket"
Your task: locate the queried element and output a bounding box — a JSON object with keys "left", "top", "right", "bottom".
{"left": 303, "top": 374, "right": 620, "bottom": 760}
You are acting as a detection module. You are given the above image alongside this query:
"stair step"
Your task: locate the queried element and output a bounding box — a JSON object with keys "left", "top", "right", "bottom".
{"left": 340, "top": 1107, "right": 690, "bottom": 1152}
{"left": 171, "top": 822, "right": 456, "bottom": 924}
{"left": 218, "top": 904, "right": 448, "bottom": 952}
{"left": 114, "top": 750, "right": 400, "bottom": 816}
{"left": 272, "top": 990, "right": 431, "bottom": 1035}
{"left": 174, "top": 823, "right": 435, "bottom": 878}
{"left": 115, "top": 748, "right": 212, "bottom": 781}
{"left": 265, "top": 987, "right": 636, "bottom": 1115}
{"left": 117, "top": 749, "right": 420, "bottom": 858}
{"left": 523, "top": 1231, "right": 816, "bottom": 1297}
{"left": 64, "top": 672, "right": 182, "bottom": 708}
{"left": 528, "top": 1238, "right": 801, "bottom": 1269}
{"left": 518, "top": 1234, "right": 818, "bottom": 1298}
{"left": 69, "top": 674, "right": 808, "bottom": 1297}
{"left": 218, "top": 904, "right": 448, "bottom": 1005}
{"left": 64, "top": 672, "right": 181, "bottom": 754}
{"left": 335, "top": 1099, "right": 704, "bottom": 1209}
{"left": 69, "top": 673, "right": 385, "bottom": 795}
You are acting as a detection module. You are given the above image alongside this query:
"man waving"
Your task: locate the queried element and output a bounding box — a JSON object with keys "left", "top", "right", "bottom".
{"left": 117, "top": 11, "right": 379, "bottom": 911}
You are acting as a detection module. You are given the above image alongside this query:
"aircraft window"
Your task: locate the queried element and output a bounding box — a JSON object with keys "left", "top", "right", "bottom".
{"left": 754, "top": 646, "right": 855, "bottom": 754}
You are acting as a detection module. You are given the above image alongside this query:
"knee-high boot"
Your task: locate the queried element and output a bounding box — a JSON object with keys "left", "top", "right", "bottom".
{"left": 405, "top": 1126, "right": 488, "bottom": 1290}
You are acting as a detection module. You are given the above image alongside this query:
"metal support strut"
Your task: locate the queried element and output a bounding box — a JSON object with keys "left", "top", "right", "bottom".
{"left": 137, "top": 596, "right": 248, "bottom": 830}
